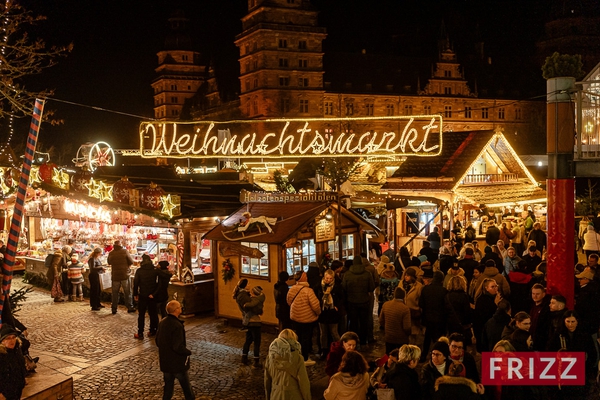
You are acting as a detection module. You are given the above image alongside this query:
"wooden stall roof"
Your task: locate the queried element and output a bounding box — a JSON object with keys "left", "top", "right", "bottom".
{"left": 382, "top": 131, "right": 533, "bottom": 192}
{"left": 455, "top": 182, "right": 547, "bottom": 207}
{"left": 204, "top": 201, "right": 382, "bottom": 244}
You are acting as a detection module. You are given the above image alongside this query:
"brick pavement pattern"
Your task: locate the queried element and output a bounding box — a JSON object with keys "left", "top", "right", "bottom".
{"left": 10, "top": 276, "right": 386, "bottom": 399}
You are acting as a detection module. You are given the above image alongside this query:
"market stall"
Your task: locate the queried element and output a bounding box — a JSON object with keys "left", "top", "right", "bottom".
{"left": 203, "top": 191, "right": 381, "bottom": 326}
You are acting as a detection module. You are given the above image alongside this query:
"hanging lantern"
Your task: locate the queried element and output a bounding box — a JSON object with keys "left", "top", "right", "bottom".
{"left": 112, "top": 176, "right": 135, "bottom": 204}
{"left": 71, "top": 169, "right": 92, "bottom": 193}
{"left": 38, "top": 162, "right": 57, "bottom": 184}
{"left": 140, "top": 182, "right": 164, "bottom": 210}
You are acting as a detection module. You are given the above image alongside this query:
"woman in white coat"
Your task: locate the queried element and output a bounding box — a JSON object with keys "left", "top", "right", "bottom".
{"left": 583, "top": 224, "right": 600, "bottom": 257}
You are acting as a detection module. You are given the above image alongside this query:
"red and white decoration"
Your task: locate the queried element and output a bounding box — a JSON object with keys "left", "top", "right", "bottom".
{"left": 112, "top": 176, "right": 135, "bottom": 204}
{"left": 140, "top": 182, "right": 164, "bottom": 210}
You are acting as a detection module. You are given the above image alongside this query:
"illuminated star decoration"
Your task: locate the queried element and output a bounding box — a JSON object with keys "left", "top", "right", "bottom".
{"left": 52, "top": 168, "right": 70, "bottom": 190}
{"left": 97, "top": 180, "right": 114, "bottom": 202}
{"left": 255, "top": 143, "right": 268, "bottom": 155}
{"left": 29, "top": 166, "right": 42, "bottom": 185}
{"left": 160, "top": 194, "right": 179, "bottom": 218}
{"left": 85, "top": 178, "right": 102, "bottom": 200}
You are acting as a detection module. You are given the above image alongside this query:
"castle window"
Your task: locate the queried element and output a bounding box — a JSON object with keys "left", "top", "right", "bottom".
{"left": 298, "top": 77, "right": 309, "bottom": 87}
{"left": 279, "top": 58, "right": 289, "bottom": 67}
{"left": 498, "top": 108, "right": 505, "bottom": 119}
{"left": 171, "top": 84, "right": 177, "bottom": 90}
{"left": 279, "top": 39, "right": 287, "bottom": 48}
{"left": 253, "top": 78, "right": 258, "bottom": 89}
{"left": 444, "top": 106, "right": 452, "bottom": 118}
{"left": 515, "top": 108, "right": 522, "bottom": 120}
{"left": 253, "top": 59, "right": 258, "bottom": 69}
{"left": 298, "top": 40, "right": 307, "bottom": 50}
{"left": 444, "top": 70, "right": 451, "bottom": 77}
{"left": 253, "top": 99, "right": 258, "bottom": 115}
{"left": 444, "top": 87, "right": 451, "bottom": 95}
{"left": 245, "top": 61, "right": 250, "bottom": 72}
{"left": 182, "top": 55, "right": 188, "bottom": 62}
{"left": 464, "top": 106, "right": 472, "bottom": 118}
{"left": 171, "top": 96, "right": 178, "bottom": 103}
{"left": 244, "top": 45, "right": 249, "bottom": 55}
{"left": 424, "top": 105, "right": 431, "bottom": 114}
{"left": 281, "top": 98, "right": 290, "bottom": 113}
{"left": 404, "top": 104, "right": 413, "bottom": 115}
{"left": 253, "top": 42, "right": 257, "bottom": 51}
{"left": 324, "top": 101, "right": 333, "bottom": 115}
{"left": 299, "top": 99, "right": 309, "bottom": 113}
{"left": 345, "top": 103, "right": 354, "bottom": 116}
{"left": 386, "top": 104, "right": 394, "bottom": 116}
{"left": 298, "top": 59, "right": 308, "bottom": 68}
{"left": 482, "top": 108, "right": 489, "bottom": 119}
{"left": 366, "top": 103, "right": 374, "bottom": 116}
{"left": 279, "top": 76, "right": 290, "bottom": 86}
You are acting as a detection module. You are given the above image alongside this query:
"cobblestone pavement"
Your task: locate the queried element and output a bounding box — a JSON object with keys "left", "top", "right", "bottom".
{"left": 10, "top": 276, "right": 386, "bottom": 400}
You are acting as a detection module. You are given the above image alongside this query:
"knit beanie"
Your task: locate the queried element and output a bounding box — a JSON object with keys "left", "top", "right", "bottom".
{"left": 431, "top": 340, "right": 450, "bottom": 358}
{"left": 252, "top": 286, "right": 263, "bottom": 296}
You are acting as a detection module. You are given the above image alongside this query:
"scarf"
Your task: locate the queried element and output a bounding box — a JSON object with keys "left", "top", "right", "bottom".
{"left": 322, "top": 281, "right": 334, "bottom": 310}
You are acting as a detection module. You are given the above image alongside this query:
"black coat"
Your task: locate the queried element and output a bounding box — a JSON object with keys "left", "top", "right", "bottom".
{"left": 458, "top": 257, "right": 479, "bottom": 284}
{"left": 482, "top": 310, "right": 511, "bottom": 351}
{"left": 386, "top": 362, "right": 421, "bottom": 400}
{"left": 419, "top": 277, "right": 449, "bottom": 328}
{"left": 575, "top": 281, "right": 600, "bottom": 335}
{"left": 420, "top": 247, "right": 438, "bottom": 264}
{"left": 421, "top": 361, "right": 451, "bottom": 400}
{"left": 474, "top": 292, "right": 498, "bottom": 352}
{"left": 433, "top": 376, "right": 480, "bottom": 400}
{"left": 133, "top": 261, "right": 158, "bottom": 298}
{"left": 485, "top": 226, "right": 501, "bottom": 246}
{"left": 314, "top": 280, "right": 344, "bottom": 324}
{"left": 548, "top": 326, "right": 597, "bottom": 374}
{"left": 0, "top": 342, "right": 26, "bottom": 400}
{"left": 153, "top": 268, "right": 173, "bottom": 303}
{"left": 273, "top": 280, "right": 290, "bottom": 321}
{"left": 155, "top": 314, "right": 191, "bottom": 373}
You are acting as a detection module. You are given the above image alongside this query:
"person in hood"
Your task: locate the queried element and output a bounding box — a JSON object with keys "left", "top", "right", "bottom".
{"left": 154, "top": 261, "right": 173, "bottom": 318}
{"left": 385, "top": 344, "right": 422, "bottom": 400}
{"left": 243, "top": 286, "right": 266, "bottom": 368}
{"left": 264, "top": 329, "right": 310, "bottom": 400}
{"left": 133, "top": 254, "right": 159, "bottom": 339}
{"left": 0, "top": 324, "right": 27, "bottom": 400}
{"left": 324, "top": 350, "right": 370, "bottom": 400}
{"left": 342, "top": 256, "right": 375, "bottom": 345}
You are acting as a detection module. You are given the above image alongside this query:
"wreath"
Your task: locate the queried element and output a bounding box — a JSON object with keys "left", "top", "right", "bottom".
{"left": 321, "top": 251, "right": 332, "bottom": 268}
{"left": 222, "top": 258, "right": 235, "bottom": 283}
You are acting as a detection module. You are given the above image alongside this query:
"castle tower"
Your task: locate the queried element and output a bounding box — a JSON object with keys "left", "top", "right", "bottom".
{"left": 234, "top": 0, "right": 327, "bottom": 118}
{"left": 152, "top": 10, "right": 206, "bottom": 120}
{"left": 421, "top": 45, "right": 473, "bottom": 97}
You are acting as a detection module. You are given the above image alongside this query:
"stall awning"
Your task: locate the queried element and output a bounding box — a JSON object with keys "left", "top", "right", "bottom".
{"left": 455, "top": 182, "right": 547, "bottom": 207}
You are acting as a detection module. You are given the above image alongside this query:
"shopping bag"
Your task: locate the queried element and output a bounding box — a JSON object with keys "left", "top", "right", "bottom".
{"left": 377, "top": 388, "right": 395, "bottom": 400}
{"left": 99, "top": 273, "right": 112, "bottom": 290}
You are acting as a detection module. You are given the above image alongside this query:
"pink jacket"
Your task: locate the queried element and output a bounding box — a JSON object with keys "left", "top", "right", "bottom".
{"left": 287, "top": 282, "right": 321, "bottom": 323}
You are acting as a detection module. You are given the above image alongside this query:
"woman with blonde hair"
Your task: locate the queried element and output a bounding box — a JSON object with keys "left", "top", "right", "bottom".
{"left": 265, "top": 329, "right": 311, "bottom": 400}
{"left": 385, "top": 344, "right": 422, "bottom": 399}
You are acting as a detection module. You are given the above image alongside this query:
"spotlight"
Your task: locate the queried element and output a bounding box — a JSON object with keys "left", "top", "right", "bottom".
{"left": 325, "top": 209, "right": 333, "bottom": 220}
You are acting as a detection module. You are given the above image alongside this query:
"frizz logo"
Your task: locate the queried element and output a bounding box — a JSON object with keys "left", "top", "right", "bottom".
{"left": 482, "top": 352, "right": 585, "bottom": 385}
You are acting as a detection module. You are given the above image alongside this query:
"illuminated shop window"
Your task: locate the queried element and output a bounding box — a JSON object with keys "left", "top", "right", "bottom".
{"left": 286, "top": 239, "right": 316, "bottom": 276}
{"left": 328, "top": 234, "right": 354, "bottom": 261}
{"left": 241, "top": 242, "right": 269, "bottom": 277}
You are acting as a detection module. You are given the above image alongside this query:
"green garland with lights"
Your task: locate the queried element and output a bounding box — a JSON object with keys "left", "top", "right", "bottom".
{"left": 222, "top": 258, "right": 235, "bottom": 283}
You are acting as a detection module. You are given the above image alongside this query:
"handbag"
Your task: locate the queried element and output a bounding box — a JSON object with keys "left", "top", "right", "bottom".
{"left": 99, "top": 272, "right": 112, "bottom": 290}
{"left": 377, "top": 388, "right": 395, "bottom": 400}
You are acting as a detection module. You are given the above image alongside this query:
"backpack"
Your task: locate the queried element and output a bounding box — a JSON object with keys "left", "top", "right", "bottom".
{"left": 45, "top": 254, "right": 54, "bottom": 268}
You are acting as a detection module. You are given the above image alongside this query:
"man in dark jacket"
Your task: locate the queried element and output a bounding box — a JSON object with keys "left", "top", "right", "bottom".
{"left": 482, "top": 299, "right": 511, "bottom": 351}
{"left": 273, "top": 271, "right": 291, "bottom": 330}
{"left": 419, "top": 241, "right": 438, "bottom": 264}
{"left": 419, "top": 270, "right": 448, "bottom": 360}
{"left": 458, "top": 248, "right": 479, "bottom": 284}
{"left": 156, "top": 300, "right": 194, "bottom": 400}
{"left": 529, "top": 283, "right": 551, "bottom": 351}
{"left": 473, "top": 278, "right": 500, "bottom": 353}
{"left": 575, "top": 268, "right": 600, "bottom": 336}
{"left": 133, "top": 254, "right": 159, "bottom": 339}
{"left": 485, "top": 220, "right": 501, "bottom": 247}
{"left": 342, "top": 255, "right": 375, "bottom": 345}
{"left": 153, "top": 261, "right": 173, "bottom": 318}
{"left": 527, "top": 222, "right": 547, "bottom": 253}
{"left": 0, "top": 324, "right": 27, "bottom": 400}
{"left": 107, "top": 240, "right": 135, "bottom": 314}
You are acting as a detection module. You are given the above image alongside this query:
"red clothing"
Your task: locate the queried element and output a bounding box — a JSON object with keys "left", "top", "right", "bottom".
{"left": 325, "top": 341, "right": 345, "bottom": 377}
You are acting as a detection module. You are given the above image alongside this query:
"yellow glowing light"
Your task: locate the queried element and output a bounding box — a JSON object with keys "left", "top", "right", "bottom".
{"left": 97, "top": 180, "right": 113, "bottom": 202}
{"left": 139, "top": 115, "right": 443, "bottom": 159}
{"left": 160, "top": 194, "right": 179, "bottom": 218}
{"left": 85, "top": 178, "right": 101, "bottom": 199}
{"left": 29, "top": 166, "right": 41, "bottom": 185}
{"left": 52, "top": 168, "right": 70, "bottom": 190}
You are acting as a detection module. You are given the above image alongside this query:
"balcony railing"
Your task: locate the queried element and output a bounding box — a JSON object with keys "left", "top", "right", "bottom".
{"left": 462, "top": 173, "right": 518, "bottom": 185}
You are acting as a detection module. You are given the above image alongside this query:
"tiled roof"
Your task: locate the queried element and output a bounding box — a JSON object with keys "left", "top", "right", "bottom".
{"left": 455, "top": 182, "right": 546, "bottom": 207}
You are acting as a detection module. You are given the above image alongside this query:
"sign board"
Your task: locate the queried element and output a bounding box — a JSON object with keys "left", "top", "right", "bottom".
{"left": 315, "top": 218, "right": 336, "bottom": 243}
{"left": 240, "top": 189, "right": 338, "bottom": 204}
{"left": 139, "top": 115, "right": 442, "bottom": 159}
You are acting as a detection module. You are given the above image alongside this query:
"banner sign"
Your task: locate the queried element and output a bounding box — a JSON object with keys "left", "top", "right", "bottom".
{"left": 139, "top": 115, "right": 442, "bottom": 159}
{"left": 240, "top": 189, "right": 338, "bottom": 204}
{"left": 481, "top": 352, "right": 586, "bottom": 386}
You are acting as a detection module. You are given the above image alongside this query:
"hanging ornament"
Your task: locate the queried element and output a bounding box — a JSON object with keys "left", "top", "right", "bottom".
{"left": 38, "top": 162, "right": 57, "bottom": 184}
{"left": 140, "top": 182, "right": 164, "bottom": 210}
{"left": 71, "top": 169, "right": 92, "bottom": 193}
{"left": 112, "top": 176, "right": 135, "bottom": 204}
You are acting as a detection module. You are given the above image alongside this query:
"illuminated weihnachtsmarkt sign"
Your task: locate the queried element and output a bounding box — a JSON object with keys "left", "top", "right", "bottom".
{"left": 139, "top": 115, "right": 443, "bottom": 159}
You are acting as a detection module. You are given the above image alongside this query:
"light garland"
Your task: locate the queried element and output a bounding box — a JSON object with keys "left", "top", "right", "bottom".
{"left": 63, "top": 199, "right": 112, "bottom": 223}
{"left": 139, "top": 115, "right": 443, "bottom": 159}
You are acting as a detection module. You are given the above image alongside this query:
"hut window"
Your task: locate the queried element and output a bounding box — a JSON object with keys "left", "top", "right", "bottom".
{"left": 240, "top": 242, "right": 269, "bottom": 277}
{"left": 327, "top": 234, "right": 354, "bottom": 260}
{"left": 285, "top": 239, "right": 316, "bottom": 276}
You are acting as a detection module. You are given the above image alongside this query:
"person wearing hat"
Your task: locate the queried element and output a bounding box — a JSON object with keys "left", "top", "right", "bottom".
{"left": 133, "top": 254, "right": 159, "bottom": 339}
{"left": 88, "top": 247, "right": 106, "bottom": 311}
{"left": 574, "top": 268, "right": 600, "bottom": 336}
{"left": 153, "top": 261, "right": 173, "bottom": 319}
{"left": 341, "top": 256, "right": 375, "bottom": 345}
{"left": 48, "top": 249, "right": 66, "bottom": 302}
{"left": 401, "top": 267, "right": 424, "bottom": 347}
{"left": 242, "top": 286, "right": 266, "bottom": 368}
{"left": 443, "top": 262, "right": 464, "bottom": 289}
{"left": 0, "top": 324, "right": 27, "bottom": 400}
{"left": 107, "top": 240, "right": 136, "bottom": 314}
{"left": 306, "top": 261, "right": 321, "bottom": 292}
{"left": 67, "top": 253, "right": 85, "bottom": 302}
{"left": 421, "top": 339, "right": 451, "bottom": 399}
{"left": 288, "top": 271, "right": 321, "bottom": 365}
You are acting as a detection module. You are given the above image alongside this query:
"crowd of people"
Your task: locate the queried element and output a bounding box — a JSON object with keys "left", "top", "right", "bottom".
{"left": 249, "top": 219, "right": 600, "bottom": 400}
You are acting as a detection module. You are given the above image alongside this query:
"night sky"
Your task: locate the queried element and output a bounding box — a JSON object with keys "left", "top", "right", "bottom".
{"left": 9, "top": 0, "right": 551, "bottom": 159}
